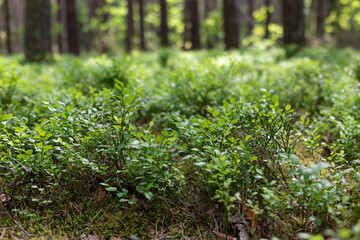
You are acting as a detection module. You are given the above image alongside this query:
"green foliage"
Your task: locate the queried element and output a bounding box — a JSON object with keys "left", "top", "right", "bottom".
{"left": 0, "top": 45, "right": 360, "bottom": 238}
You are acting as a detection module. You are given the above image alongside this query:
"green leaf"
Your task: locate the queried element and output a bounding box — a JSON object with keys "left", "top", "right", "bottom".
{"left": 223, "top": 100, "right": 229, "bottom": 110}
{"left": 285, "top": 104, "right": 291, "bottom": 111}
{"left": 161, "top": 130, "right": 169, "bottom": 136}
{"left": 136, "top": 85, "right": 143, "bottom": 93}
{"left": 136, "top": 184, "right": 145, "bottom": 193}
{"left": 245, "top": 135, "right": 252, "bottom": 142}
{"left": 2, "top": 114, "right": 13, "bottom": 121}
{"left": 117, "top": 192, "right": 125, "bottom": 198}
{"left": 212, "top": 110, "right": 220, "bottom": 118}
{"left": 15, "top": 127, "right": 25, "bottom": 133}
{"left": 66, "top": 105, "right": 74, "bottom": 112}
{"left": 144, "top": 191, "right": 153, "bottom": 200}
{"left": 146, "top": 182, "right": 153, "bottom": 191}
{"left": 272, "top": 96, "right": 278, "bottom": 104}
{"left": 106, "top": 187, "right": 117, "bottom": 192}
{"left": 37, "top": 129, "right": 46, "bottom": 137}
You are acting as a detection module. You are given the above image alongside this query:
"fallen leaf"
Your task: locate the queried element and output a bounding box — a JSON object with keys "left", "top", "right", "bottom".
{"left": 88, "top": 235, "right": 99, "bottom": 240}
{"left": 235, "top": 224, "right": 251, "bottom": 240}
{"left": 169, "top": 207, "right": 180, "bottom": 215}
{"left": 0, "top": 194, "right": 11, "bottom": 203}
{"left": 96, "top": 187, "right": 106, "bottom": 201}
{"left": 212, "top": 230, "right": 237, "bottom": 240}
{"left": 243, "top": 205, "right": 258, "bottom": 230}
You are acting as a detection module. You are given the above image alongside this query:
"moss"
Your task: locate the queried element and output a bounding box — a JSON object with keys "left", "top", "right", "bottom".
{"left": 0, "top": 196, "right": 217, "bottom": 239}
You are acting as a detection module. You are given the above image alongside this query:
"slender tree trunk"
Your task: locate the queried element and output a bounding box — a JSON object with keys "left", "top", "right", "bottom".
{"left": 126, "top": 0, "right": 134, "bottom": 53}
{"left": 139, "top": 0, "right": 146, "bottom": 50}
{"left": 57, "top": 0, "right": 64, "bottom": 53}
{"left": 282, "top": 0, "right": 305, "bottom": 47}
{"left": 205, "top": 0, "right": 217, "bottom": 17}
{"left": 13, "top": 0, "right": 24, "bottom": 53}
{"left": 190, "top": 0, "right": 200, "bottom": 49}
{"left": 204, "top": 0, "right": 217, "bottom": 49}
{"left": 247, "top": 0, "right": 254, "bottom": 35}
{"left": 265, "top": 0, "right": 272, "bottom": 39}
{"left": 224, "top": 0, "right": 240, "bottom": 50}
{"left": 184, "top": 0, "right": 200, "bottom": 50}
{"left": 3, "top": 0, "right": 12, "bottom": 54}
{"left": 66, "top": 0, "right": 80, "bottom": 55}
{"left": 99, "top": 0, "right": 110, "bottom": 53}
{"left": 88, "top": 0, "right": 109, "bottom": 53}
{"left": 87, "top": 0, "right": 98, "bottom": 51}
{"left": 24, "top": 0, "right": 52, "bottom": 62}
{"left": 184, "top": 0, "right": 191, "bottom": 49}
{"left": 160, "top": 0, "right": 169, "bottom": 47}
{"left": 316, "top": 0, "right": 325, "bottom": 38}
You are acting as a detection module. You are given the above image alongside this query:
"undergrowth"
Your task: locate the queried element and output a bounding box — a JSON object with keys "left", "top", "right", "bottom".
{"left": 1, "top": 44, "right": 360, "bottom": 239}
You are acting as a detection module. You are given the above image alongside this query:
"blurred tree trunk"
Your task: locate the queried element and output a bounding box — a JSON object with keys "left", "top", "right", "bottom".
{"left": 126, "top": 0, "right": 134, "bottom": 53}
{"left": 3, "top": 0, "right": 12, "bottom": 54}
{"left": 224, "top": 0, "right": 240, "bottom": 50}
{"left": 66, "top": 0, "right": 80, "bottom": 55}
{"left": 160, "top": 0, "right": 169, "bottom": 46}
{"left": 184, "top": 0, "right": 192, "bottom": 49}
{"left": 264, "top": 0, "right": 271, "bottom": 39}
{"left": 184, "top": 0, "right": 201, "bottom": 50}
{"left": 139, "top": 0, "right": 146, "bottom": 50}
{"left": 271, "top": 0, "right": 282, "bottom": 25}
{"left": 204, "top": 0, "right": 217, "bottom": 49}
{"left": 247, "top": 0, "right": 254, "bottom": 35}
{"left": 24, "top": 0, "right": 52, "bottom": 62}
{"left": 316, "top": 0, "right": 325, "bottom": 38}
{"left": 190, "top": 0, "right": 200, "bottom": 49}
{"left": 282, "top": 0, "right": 305, "bottom": 47}
{"left": 88, "top": 0, "right": 109, "bottom": 52}
{"left": 57, "top": 0, "right": 65, "bottom": 53}
{"left": 205, "top": 0, "right": 217, "bottom": 17}
{"left": 87, "top": 0, "right": 98, "bottom": 51}
{"left": 13, "top": 0, "right": 24, "bottom": 53}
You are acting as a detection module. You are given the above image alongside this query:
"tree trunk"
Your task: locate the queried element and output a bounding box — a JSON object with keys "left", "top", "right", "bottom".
{"left": 24, "top": 0, "right": 52, "bottom": 62}
{"left": 247, "top": 0, "right": 254, "bottom": 35}
{"left": 126, "top": 0, "right": 134, "bottom": 53}
{"left": 204, "top": 0, "right": 217, "bottom": 49}
{"left": 316, "top": 0, "right": 325, "bottom": 38}
{"left": 3, "top": 0, "right": 12, "bottom": 54}
{"left": 223, "top": 0, "right": 240, "bottom": 50}
{"left": 87, "top": 0, "right": 98, "bottom": 51}
{"left": 184, "top": 0, "right": 201, "bottom": 50}
{"left": 66, "top": 0, "right": 80, "bottom": 55}
{"left": 160, "top": 0, "right": 169, "bottom": 47}
{"left": 205, "top": 0, "right": 217, "bottom": 17}
{"left": 184, "top": 0, "right": 192, "bottom": 49}
{"left": 57, "top": 0, "right": 64, "bottom": 53}
{"left": 13, "top": 0, "right": 24, "bottom": 53}
{"left": 139, "top": 0, "right": 146, "bottom": 50}
{"left": 264, "top": 0, "right": 271, "bottom": 39}
{"left": 282, "top": 0, "right": 305, "bottom": 47}
{"left": 190, "top": 0, "right": 200, "bottom": 49}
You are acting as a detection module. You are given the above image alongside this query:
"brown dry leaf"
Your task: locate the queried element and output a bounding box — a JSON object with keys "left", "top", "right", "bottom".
{"left": 235, "top": 224, "right": 251, "bottom": 240}
{"left": 0, "top": 194, "right": 11, "bottom": 203}
{"left": 243, "top": 205, "right": 258, "bottom": 230}
{"left": 96, "top": 187, "right": 106, "bottom": 201}
{"left": 169, "top": 207, "right": 180, "bottom": 215}
{"left": 87, "top": 235, "right": 99, "bottom": 240}
{"left": 0, "top": 228, "right": 6, "bottom": 240}
{"left": 212, "top": 230, "right": 237, "bottom": 240}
